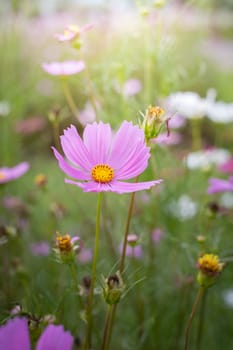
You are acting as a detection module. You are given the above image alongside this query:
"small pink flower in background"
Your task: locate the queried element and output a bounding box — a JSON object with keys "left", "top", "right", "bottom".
{"left": 78, "top": 248, "right": 93, "bottom": 264}
{"left": 119, "top": 243, "right": 143, "bottom": 259}
{"left": 0, "top": 162, "right": 29, "bottom": 184}
{"left": 127, "top": 234, "right": 139, "bottom": 246}
{"left": 219, "top": 158, "right": 233, "bottom": 174}
{"left": 30, "top": 241, "right": 50, "bottom": 256}
{"left": 0, "top": 317, "right": 73, "bottom": 350}
{"left": 15, "top": 116, "right": 46, "bottom": 135}
{"left": 151, "top": 132, "right": 182, "bottom": 146}
{"left": 55, "top": 23, "right": 93, "bottom": 42}
{"left": 122, "top": 79, "right": 142, "bottom": 97}
{"left": 79, "top": 102, "right": 96, "bottom": 126}
{"left": 152, "top": 228, "right": 164, "bottom": 244}
{"left": 52, "top": 121, "right": 162, "bottom": 194}
{"left": 168, "top": 114, "right": 186, "bottom": 129}
{"left": 207, "top": 177, "right": 233, "bottom": 194}
{"left": 42, "top": 61, "right": 85, "bottom": 76}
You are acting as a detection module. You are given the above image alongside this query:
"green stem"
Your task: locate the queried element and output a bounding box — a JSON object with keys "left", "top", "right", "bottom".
{"left": 100, "top": 305, "right": 112, "bottom": 350}
{"left": 191, "top": 118, "right": 202, "bottom": 151}
{"left": 52, "top": 121, "right": 61, "bottom": 152}
{"left": 196, "top": 289, "right": 207, "bottom": 350}
{"left": 184, "top": 288, "right": 203, "bottom": 350}
{"left": 133, "top": 248, "right": 144, "bottom": 339}
{"left": 61, "top": 79, "right": 79, "bottom": 120}
{"left": 84, "top": 192, "right": 103, "bottom": 350}
{"left": 105, "top": 177, "right": 139, "bottom": 350}
{"left": 69, "top": 263, "right": 84, "bottom": 309}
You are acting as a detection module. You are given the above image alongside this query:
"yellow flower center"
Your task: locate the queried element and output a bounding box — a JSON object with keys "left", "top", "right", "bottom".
{"left": 0, "top": 171, "right": 6, "bottom": 181}
{"left": 56, "top": 234, "right": 72, "bottom": 252}
{"left": 91, "top": 164, "right": 114, "bottom": 183}
{"left": 198, "top": 254, "right": 223, "bottom": 275}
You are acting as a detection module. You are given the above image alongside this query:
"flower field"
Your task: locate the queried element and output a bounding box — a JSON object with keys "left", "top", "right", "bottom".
{"left": 0, "top": 1, "right": 233, "bottom": 349}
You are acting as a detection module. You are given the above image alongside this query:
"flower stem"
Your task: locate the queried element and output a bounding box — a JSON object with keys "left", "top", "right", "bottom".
{"left": 100, "top": 305, "right": 112, "bottom": 350}
{"left": 184, "top": 287, "right": 203, "bottom": 350}
{"left": 69, "top": 263, "right": 84, "bottom": 309}
{"left": 196, "top": 288, "right": 207, "bottom": 350}
{"left": 61, "top": 79, "right": 79, "bottom": 120}
{"left": 84, "top": 192, "right": 103, "bottom": 350}
{"left": 191, "top": 118, "right": 202, "bottom": 151}
{"left": 105, "top": 177, "right": 139, "bottom": 350}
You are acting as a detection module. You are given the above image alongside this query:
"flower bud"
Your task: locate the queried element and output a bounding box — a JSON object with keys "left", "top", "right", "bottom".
{"left": 139, "top": 105, "right": 166, "bottom": 142}
{"left": 103, "top": 271, "right": 125, "bottom": 305}
{"left": 53, "top": 233, "right": 81, "bottom": 265}
{"left": 34, "top": 174, "right": 47, "bottom": 188}
{"left": 197, "top": 253, "right": 224, "bottom": 288}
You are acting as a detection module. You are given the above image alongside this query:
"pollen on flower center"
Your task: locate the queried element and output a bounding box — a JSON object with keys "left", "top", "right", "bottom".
{"left": 91, "top": 164, "right": 114, "bottom": 183}
{"left": 198, "top": 253, "right": 224, "bottom": 276}
{"left": 56, "top": 234, "right": 72, "bottom": 252}
{"left": 147, "top": 105, "right": 165, "bottom": 120}
{"left": 0, "top": 171, "right": 6, "bottom": 180}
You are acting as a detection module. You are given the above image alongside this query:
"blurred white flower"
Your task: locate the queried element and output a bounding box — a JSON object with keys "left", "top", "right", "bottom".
{"left": 167, "top": 195, "right": 198, "bottom": 221}
{"left": 166, "top": 91, "right": 206, "bottom": 119}
{"left": 185, "top": 149, "right": 231, "bottom": 170}
{"left": 206, "top": 101, "right": 233, "bottom": 124}
{"left": 222, "top": 289, "right": 233, "bottom": 308}
{"left": 220, "top": 192, "right": 233, "bottom": 208}
{"left": 0, "top": 101, "right": 10, "bottom": 117}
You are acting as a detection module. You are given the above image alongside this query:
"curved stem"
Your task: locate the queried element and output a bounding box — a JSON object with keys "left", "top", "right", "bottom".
{"left": 184, "top": 288, "right": 203, "bottom": 350}
{"left": 84, "top": 192, "right": 103, "bottom": 350}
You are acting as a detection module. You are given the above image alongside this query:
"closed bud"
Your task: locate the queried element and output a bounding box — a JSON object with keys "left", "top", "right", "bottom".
{"left": 103, "top": 271, "right": 125, "bottom": 305}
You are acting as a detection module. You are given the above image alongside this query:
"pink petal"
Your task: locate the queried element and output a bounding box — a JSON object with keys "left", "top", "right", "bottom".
{"left": 42, "top": 61, "right": 85, "bottom": 76}
{"left": 60, "top": 125, "right": 93, "bottom": 171}
{"left": 65, "top": 179, "right": 112, "bottom": 192}
{"left": 52, "top": 147, "right": 90, "bottom": 180}
{"left": 207, "top": 177, "right": 233, "bottom": 194}
{"left": 83, "top": 122, "right": 112, "bottom": 164}
{"left": 115, "top": 144, "right": 150, "bottom": 180}
{"left": 0, "top": 318, "right": 30, "bottom": 350}
{"left": 36, "top": 324, "right": 73, "bottom": 350}
{"left": 110, "top": 180, "right": 163, "bottom": 194}
{"left": 0, "top": 162, "right": 29, "bottom": 184}
{"left": 109, "top": 121, "right": 149, "bottom": 175}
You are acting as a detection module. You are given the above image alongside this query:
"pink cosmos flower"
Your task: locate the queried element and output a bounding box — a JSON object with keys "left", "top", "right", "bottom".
{"left": 42, "top": 61, "right": 85, "bottom": 76}
{"left": 0, "top": 162, "right": 29, "bottom": 184}
{"left": 119, "top": 243, "right": 143, "bottom": 259}
{"left": 30, "top": 241, "right": 50, "bottom": 256}
{"left": 78, "top": 248, "right": 93, "bottom": 264}
{"left": 168, "top": 114, "right": 186, "bottom": 129}
{"left": 55, "top": 24, "right": 93, "bottom": 42}
{"left": 207, "top": 177, "right": 233, "bottom": 194}
{"left": 151, "top": 132, "right": 182, "bottom": 146}
{"left": 52, "top": 121, "right": 162, "bottom": 193}
{"left": 79, "top": 102, "right": 96, "bottom": 126}
{"left": 152, "top": 228, "right": 164, "bottom": 243}
{"left": 219, "top": 158, "right": 233, "bottom": 174}
{"left": 0, "top": 317, "right": 73, "bottom": 350}
{"left": 123, "top": 79, "right": 142, "bottom": 97}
